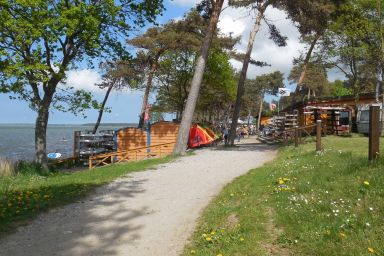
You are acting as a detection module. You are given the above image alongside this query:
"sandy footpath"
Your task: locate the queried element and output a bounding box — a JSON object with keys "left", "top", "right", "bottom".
{"left": 0, "top": 138, "right": 276, "bottom": 256}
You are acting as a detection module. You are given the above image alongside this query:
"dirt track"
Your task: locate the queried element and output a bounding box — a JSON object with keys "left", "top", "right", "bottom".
{"left": 0, "top": 138, "right": 276, "bottom": 256}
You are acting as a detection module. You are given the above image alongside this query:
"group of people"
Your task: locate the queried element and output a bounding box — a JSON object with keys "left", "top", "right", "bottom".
{"left": 221, "top": 125, "right": 252, "bottom": 145}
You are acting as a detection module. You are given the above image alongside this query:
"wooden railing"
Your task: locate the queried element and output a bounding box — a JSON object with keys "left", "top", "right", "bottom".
{"left": 282, "top": 121, "right": 323, "bottom": 151}
{"left": 259, "top": 121, "right": 325, "bottom": 152}
{"left": 88, "top": 142, "right": 175, "bottom": 169}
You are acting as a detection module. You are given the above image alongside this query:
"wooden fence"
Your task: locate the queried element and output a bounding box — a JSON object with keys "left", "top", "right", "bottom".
{"left": 259, "top": 121, "right": 324, "bottom": 152}
{"left": 116, "top": 121, "right": 180, "bottom": 153}
{"left": 88, "top": 142, "right": 175, "bottom": 169}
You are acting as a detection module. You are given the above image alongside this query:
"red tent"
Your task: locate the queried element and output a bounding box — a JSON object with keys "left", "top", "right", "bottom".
{"left": 188, "top": 124, "right": 215, "bottom": 148}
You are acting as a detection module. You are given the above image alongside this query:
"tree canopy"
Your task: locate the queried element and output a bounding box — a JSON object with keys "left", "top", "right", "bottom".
{"left": 0, "top": 0, "right": 164, "bottom": 166}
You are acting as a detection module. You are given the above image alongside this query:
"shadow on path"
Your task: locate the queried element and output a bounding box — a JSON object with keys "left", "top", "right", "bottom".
{"left": 0, "top": 178, "right": 152, "bottom": 256}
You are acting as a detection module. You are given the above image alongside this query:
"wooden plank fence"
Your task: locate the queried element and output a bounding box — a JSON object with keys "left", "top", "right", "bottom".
{"left": 88, "top": 142, "right": 175, "bottom": 169}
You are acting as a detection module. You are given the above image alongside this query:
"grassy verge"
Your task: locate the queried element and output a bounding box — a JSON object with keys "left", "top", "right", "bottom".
{"left": 183, "top": 136, "right": 384, "bottom": 256}
{"left": 0, "top": 155, "right": 178, "bottom": 234}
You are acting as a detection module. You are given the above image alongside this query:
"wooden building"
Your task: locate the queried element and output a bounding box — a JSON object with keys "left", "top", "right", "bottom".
{"left": 282, "top": 93, "right": 381, "bottom": 133}
{"left": 116, "top": 121, "right": 180, "bottom": 157}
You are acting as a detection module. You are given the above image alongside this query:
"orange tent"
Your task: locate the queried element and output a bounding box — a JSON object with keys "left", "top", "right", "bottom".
{"left": 188, "top": 124, "right": 215, "bottom": 148}
{"left": 204, "top": 127, "right": 219, "bottom": 140}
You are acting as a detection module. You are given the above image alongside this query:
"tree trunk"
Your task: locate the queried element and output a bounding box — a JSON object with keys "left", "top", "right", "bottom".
{"left": 35, "top": 105, "right": 50, "bottom": 170}
{"left": 376, "top": 75, "right": 380, "bottom": 103}
{"left": 229, "top": 7, "right": 266, "bottom": 146}
{"left": 173, "top": 0, "right": 224, "bottom": 155}
{"left": 35, "top": 87, "right": 56, "bottom": 170}
{"left": 93, "top": 83, "right": 114, "bottom": 134}
{"left": 138, "top": 61, "right": 158, "bottom": 129}
{"left": 257, "top": 92, "right": 264, "bottom": 132}
{"left": 247, "top": 109, "right": 251, "bottom": 136}
{"left": 297, "top": 33, "right": 321, "bottom": 87}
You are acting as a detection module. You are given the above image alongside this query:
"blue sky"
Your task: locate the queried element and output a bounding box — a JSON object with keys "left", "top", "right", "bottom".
{"left": 0, "top": 0, "right": 345, "bottom": 124}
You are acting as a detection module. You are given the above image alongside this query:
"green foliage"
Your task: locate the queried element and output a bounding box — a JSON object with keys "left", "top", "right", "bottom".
{"left": 183, "top": 136, "right": 384, "bottom": 255}
{"left": 329, "top": 79, "right": 353, "bottom": 97}
{"left": 241, "top": 71, "right": 284, "bottom": 118}
{"left": 289, "top": 61, "right": 330, "bottom": 97}
{"left": 199, "top": 51, "right": 237, "bottom": 109}
{"left": 148, "top": 10, "right": 238, "bottom": 122}
{"left": 320, "top": 0, "right": 382, "bottom": 98}
{"left": 0, "top": 0, "right": 164, "bottom": 113}
{"left": 0, "top": 0, "right": 164, "bottom": 163}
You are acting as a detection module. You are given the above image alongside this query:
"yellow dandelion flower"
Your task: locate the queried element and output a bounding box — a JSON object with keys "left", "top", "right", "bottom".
{"left": 217, "top": 254, "right": 223, "bottom": 256}
{"left": 190, "top": 249, "right": 196, "bottom": 254}
{"left": 240, "top": 237, "right": 245, "bottom": 241}
{"left": 368, "top": 247, "right": 374, "bottom": 253}
{"left": 202, "top": 233, "right": 207, "bottom": 238}
{"left": 230, "top": 193, "right": 234, "bottom": 197}
{"left": 283, "top": 177, "right": 290, "bottom": 181}
{"left": 363, "top": 181, "right": 370, "bottom": 186}
{"left": 210, "top": 231, "right": 215, "bottom": 235}
{"left": 278, "top": 179, "right": 285, "bottom": 185}
{"left": 205, "top": 237, "right": 212, "bottom": 242}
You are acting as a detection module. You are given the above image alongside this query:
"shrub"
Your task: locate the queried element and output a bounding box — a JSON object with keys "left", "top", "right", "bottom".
{"left": 15, "top": 161, "right": 46, "bottom": 176}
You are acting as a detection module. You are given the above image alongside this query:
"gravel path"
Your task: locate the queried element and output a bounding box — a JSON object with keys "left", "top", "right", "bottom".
{"left": 0, "top": 138, "right": 276, "bottom": 256}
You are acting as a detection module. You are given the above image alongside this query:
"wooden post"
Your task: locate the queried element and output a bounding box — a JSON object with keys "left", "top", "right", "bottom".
{"left": 316, "top": 120, "right": 322, "bottom": 152}
{"left": 369, "top": 105, "right": 380, "bottom": 161}
{"left": 88, "top": 157, "right": 92, "bottom": 170}
{"left": 294, "top": 126, "right": 299, "bottom": 147}
{"left": 298, "top": 128, "right": 302, "bottom": 144}
{"left": 73, "top": 131, "right": 80, "bottom": 164}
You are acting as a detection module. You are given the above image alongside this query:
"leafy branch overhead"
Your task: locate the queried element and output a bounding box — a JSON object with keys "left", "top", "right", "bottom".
{"left": 0, "top": 0, "right": 165, "bottom": 166}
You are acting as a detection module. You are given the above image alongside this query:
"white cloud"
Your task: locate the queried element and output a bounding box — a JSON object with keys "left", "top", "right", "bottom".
{"left": 63, "top": 69, "right": 103, "bottom": 92}
{"left": 60, "top": 69, "right": 143, "bottom": 96}
{"left": 218, "top": 16, "right": 246, "bottom": 37}
{"left": 219, "top": 4, "right": 346, "bottom": 84}
{"left": 218, "top": 4, "right": 306, "bottom": 80}
{"left": 169, "top": 0, "right": 199, "bottom": 7}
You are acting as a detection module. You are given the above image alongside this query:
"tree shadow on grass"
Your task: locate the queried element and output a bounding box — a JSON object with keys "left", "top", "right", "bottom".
{"left": 212, "top": 141, "right": 279, "bottom": 152}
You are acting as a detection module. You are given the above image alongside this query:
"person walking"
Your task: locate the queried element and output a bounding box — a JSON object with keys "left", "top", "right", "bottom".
{"left": 223, "top": 127, "right": 229, "bottom": 145}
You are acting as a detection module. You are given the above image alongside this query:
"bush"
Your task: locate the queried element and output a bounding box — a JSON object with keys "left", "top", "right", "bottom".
{"left": 15, "top": 161, "right": 47, "bottom": 176}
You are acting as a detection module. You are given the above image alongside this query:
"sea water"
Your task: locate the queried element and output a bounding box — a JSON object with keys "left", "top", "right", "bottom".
{"left": 0, "top": 124, "right": 134, "bottom": 161}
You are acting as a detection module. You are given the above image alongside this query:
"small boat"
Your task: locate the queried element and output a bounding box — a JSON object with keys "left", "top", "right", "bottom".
{"left": 47, "top": 152, "right": 62, "bottom": 159}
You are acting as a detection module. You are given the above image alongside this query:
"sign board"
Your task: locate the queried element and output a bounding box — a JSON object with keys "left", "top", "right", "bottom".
{"left": 278, "top": 88, "right": 291, "bottom": 97}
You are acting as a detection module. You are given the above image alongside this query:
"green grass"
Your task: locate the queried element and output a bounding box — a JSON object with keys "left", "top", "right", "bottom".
{"left": 183, "top": 136, "right": 384, "bottom": 256}
{"left": 0, "top": 156, "right": 178, "bottom": 235}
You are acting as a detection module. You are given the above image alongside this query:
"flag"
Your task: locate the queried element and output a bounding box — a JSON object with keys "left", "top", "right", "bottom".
{"left": 144, "top": 104, "right": 150, "bottom": 122}
{"left": 278, "top": 88, "right": 291, "bottom": 97}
